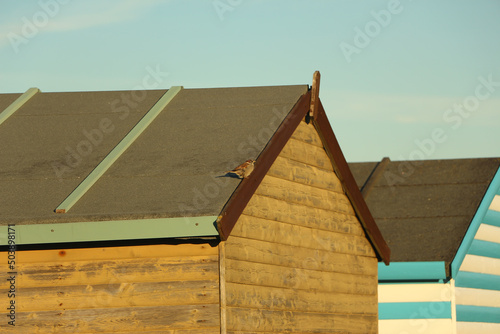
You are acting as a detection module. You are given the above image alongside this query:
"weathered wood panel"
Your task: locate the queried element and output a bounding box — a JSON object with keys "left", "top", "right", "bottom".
{"left": 231, "top": 215, "right": 375, "bottom": 257}
{"left": 0, "top": 280, "right": 218, "bottom": 312}
{"left": 243, "top": 194, "right": 365, "bottom": 236}
{"left": 256, "top": 174, "right": 355, "bottom": 215}
{"left": 0, "top": 244, "right": 220, "bottom": 333}
{"left": 0, "top": 304, "right": 219, "bottom": 333}
{"left": 73, "top": 330, "right": 220, "bottom": 334}
{"left": 223, "top": 121, "right": 379, "bottom": 332}
{"left": 0, "top": 255, "right": 218, "bottom": 289}
{"left": 15, "top": 244, "right": 218, "bottom": 263}
{"left": 290, "top": 120, "right": 324, "bottom": 147}
{"left": 225, "top": 236, "right": 377, "bottom": 276}
{"left": 219, "top": 242, "right": 227, "bottom": 334}
{"left": 225, "top": 259, "right": 377, "bottom": 295}
{"left": 226, "top": 282, "right": 377, "bottom": 314}
{"left": 279, "top": 138, "right": 334, "bottom": 171}
{"left": 226, "top": 307, "right": 378, "bottom": 333}
{"left": 267, "top": 155, "right": 343, "bottom": 192}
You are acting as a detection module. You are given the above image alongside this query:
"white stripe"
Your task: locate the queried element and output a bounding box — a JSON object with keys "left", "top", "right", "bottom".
{"left": 450, "top": 279, "right": 457, "bottom": 334}
{"left": 460, "top": 254, "right": 500, "bottom": 276}
{"left": 475, "top": 223, "right": 500, "bottom": 244}
{"left": 490, "top": 195, "right": 500, "bottom": 212}
{"left": 378, "top": 283, "right": 452, "bottom": 303}
{"left": 456, "top": 287, "right": 500, "bottom": 308}
{"left": 457, "top": 321, "right": 500, "bottom": 334}
{"left": 379, "top": 319, "right": 453, "bottom": 334}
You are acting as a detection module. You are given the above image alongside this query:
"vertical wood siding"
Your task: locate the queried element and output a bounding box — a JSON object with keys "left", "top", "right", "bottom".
{"left": 455, "top": 194, "right": 500, "bottom": 333}
{"left": 0, "top": 244, "right": 220, "bottom": 333}
{"left": 223, "top": 121, "right": 379, "bottom": 333}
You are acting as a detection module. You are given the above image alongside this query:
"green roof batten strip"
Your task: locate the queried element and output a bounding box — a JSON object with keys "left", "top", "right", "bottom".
{"left": 55, "top": 86, "right": 183, "bottom": 213}
{"left": 0, "top": 87, "right": 39, "bottom": 126}
{"left": 0, "top": 216, "right": 218, "bottom": 245}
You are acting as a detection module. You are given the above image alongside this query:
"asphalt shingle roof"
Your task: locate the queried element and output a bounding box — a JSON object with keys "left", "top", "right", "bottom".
{"left": 349, "top": 158, "right": 500, "bottom": 271}
{"left": 0, "top": 85, "right": 307, "bottom": 225}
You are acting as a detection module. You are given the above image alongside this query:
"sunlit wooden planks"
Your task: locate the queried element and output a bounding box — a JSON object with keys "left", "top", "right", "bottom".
{"left": 243, "top": 194, "right": 364, "bottom": 236}
{"left": 0, "top": 304, "right": 219, "bottom": 333}
{"left": 255, "top": 174, "right": 355, "bottom": 215}
{"left": 222, "top": 116, "right": 379, "bottom": 332}
{"left": 0, "top": 255, "right": 218, "bottom": 290}
{"left": 231, "top": 215, "right": 375, "bottom": 257}
{"left": 290, "top": 120, "right": 324, "bottom": 147}
{"left": 225, "top": 259, "right": 376, "bottom": 296}
{"left": 226, "top": 307, "right": 377, "bottom": 333}
{"left": 225, "top": 236, "right": 377, "bottom": 276}
{"left": 10, "top": 243, "right": 217, "bottom": 264}
{"left": 0, "top": 243, "right": 220, "bottom": 333}
{"left": 267, "top": 155, "right": 343, "bottom": 193}
{"left": 0, "top": 280, "right": 219, "bottom": 312}
{"left": 280, "top": 138, "right": 334, "bottom": 171}
{"left": 226, "top": 282, "right": 377, "bottom": 315}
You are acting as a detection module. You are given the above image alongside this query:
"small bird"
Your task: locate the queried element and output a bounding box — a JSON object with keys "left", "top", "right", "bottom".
{"left": 225, "top": 159, "right": 255, "bottom": 179}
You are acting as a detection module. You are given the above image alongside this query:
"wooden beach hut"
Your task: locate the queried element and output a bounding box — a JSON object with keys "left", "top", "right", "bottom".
{"left": 0, "top": 72, "right": 389, "bottom": 333}
{"left": 350, "top": 157, "right": 500, "bottom": 333}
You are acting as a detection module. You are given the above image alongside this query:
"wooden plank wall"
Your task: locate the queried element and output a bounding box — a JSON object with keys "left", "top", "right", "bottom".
{"left": 0, "top": 243, "right": 220, "bottom": 333}
{"left": 223, "top": 120, "right": 379, "bottom": 333}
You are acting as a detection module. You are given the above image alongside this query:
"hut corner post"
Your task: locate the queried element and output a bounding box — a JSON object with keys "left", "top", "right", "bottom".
{"left": 219, "top": 242, "right": 227, "bottom": 334}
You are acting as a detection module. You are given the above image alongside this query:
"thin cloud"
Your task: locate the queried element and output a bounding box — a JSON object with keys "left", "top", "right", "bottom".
{"left": 44, "top": 0, "right": 164, "bottom": 33}
{"left": 0, "top": 0, "right": 164, "bottom": 50}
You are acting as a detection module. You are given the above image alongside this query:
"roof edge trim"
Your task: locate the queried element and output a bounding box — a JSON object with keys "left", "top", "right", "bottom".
{"left": 451, "top": 166, "right": 500, "bottom": 277}
{"left": 0, "top": 87, "right": 40, "bottom": 126}
{"left": 312, "top": 99, "right": 391, "bottom": 264}
{"left": 0, "top": 215, "right": 218, "bottom": 246}
{"left": 217, "top": 90, "right": 312, "bottom": 239}
{"left": 378, "top": 261, "right": 447, "bottom": 281}
{"left": 55, "top": 86, "right": 183, "bottom": 213}
{"left": 361, "top": 157, "right": 391, "bottom": 199}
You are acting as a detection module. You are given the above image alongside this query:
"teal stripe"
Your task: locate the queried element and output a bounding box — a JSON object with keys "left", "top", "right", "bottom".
{"left": 378, "top": 261, "right": 446, "bottom": 281}
{"left": 0, "top": 216, "right": 218, "bottom": 245}
{"left": 456, "top": 305, "right": 500, "bottom": 323}
{"left": 455, "top": 271, "right": 500, "bottom": 291}
{"left": 452, "top": 167, "right": 500, "bottom": 277}
{"left": 379, "top": 302, "right": 451, "bottom": 320}
{"left": 469, "top": 239, "right": 500, "bottom": 259}
{"left": 55, "top": 87, "right": 183, "bottom": 213}
{"left": 485, "top": 209, "right": 500, "bottom": 228}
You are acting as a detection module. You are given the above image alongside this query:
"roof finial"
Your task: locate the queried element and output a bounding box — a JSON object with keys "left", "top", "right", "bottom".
{"left": 309, "top": 71, "right": 321, "bottom": 118}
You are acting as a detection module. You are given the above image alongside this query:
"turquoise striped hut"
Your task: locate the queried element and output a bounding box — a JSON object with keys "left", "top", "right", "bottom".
{"left": 350, "top": 158, "right": 500, "bottom": 333}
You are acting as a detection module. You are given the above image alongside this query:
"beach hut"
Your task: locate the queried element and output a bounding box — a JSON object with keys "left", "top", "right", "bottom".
{"left": 350, "top": 158, "right": 500, "bottom": 333}
{"left": 0, "top": 72, "right": 389, "bottom": 333}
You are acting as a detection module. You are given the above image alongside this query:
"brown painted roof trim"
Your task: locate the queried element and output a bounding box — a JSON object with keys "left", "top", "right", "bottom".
{"left": 217, "top": 90, "right": 312, "bottom": 240}
{"left": 312, "top": 100, "right": 391, "bottom": 264}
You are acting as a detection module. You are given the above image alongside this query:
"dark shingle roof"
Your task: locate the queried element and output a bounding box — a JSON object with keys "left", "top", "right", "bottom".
{"left": 0, "top": 85, "right": 307, "bottom": 225}
{"left": 349, "top": 158, "right": 500, "bottom": 270}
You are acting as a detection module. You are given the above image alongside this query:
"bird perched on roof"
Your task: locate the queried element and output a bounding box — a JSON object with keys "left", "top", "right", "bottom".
{"left": 225, "top": 159, "right": 255, "bottom": 179}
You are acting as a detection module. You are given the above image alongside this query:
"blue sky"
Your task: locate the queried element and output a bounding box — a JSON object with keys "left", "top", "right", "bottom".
{"left": 1, "top": 0, "right": 499, "bottom": 162}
